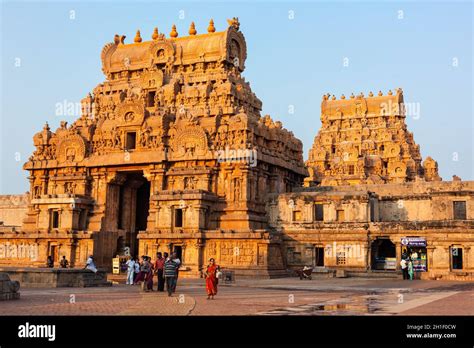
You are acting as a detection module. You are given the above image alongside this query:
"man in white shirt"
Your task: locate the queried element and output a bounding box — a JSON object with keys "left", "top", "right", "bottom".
{"left": 400, "top": 259, "right": 408, "bottom": 280}
{"left": 84, "top": 255, "right": 97, "bottom": 273}
{"left": 125, "top": 258, "right": 136, "bottom": 285}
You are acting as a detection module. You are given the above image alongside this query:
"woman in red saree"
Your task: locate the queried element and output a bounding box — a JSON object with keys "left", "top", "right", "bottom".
{"left": 205, "top": 258, "right": 219, "bottom": 300}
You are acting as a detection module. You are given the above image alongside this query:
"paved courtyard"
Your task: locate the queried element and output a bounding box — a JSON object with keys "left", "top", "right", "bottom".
{"left": 1, "top": 277, "right": 473, "bottom": 316}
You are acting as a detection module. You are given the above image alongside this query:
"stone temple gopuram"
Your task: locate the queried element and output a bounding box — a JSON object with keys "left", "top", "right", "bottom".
{"left": 0, "top": 19, "right": 306, "bottom": 277}
{"left": 0, "top": 18, "right": 472, "bottom": 280}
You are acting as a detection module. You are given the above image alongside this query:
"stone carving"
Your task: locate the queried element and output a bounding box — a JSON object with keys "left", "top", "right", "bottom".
{"left": 305, "top": 89, "right": 440, "bottom": 186}
{"left": 57, "top": 134, "right": 87, "bottom": 163}
{"left": 19, "top": 19, "right": 306, "bottom": 276}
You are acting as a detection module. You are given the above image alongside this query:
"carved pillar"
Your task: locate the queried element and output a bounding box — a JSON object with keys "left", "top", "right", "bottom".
{"left": 395, "top": 242, "right": 401, "bottom": 271}
{"left": 426, "top": 246, "right": 435, "bottom": 270}
{"left": 464, "top": 246, "right": 470, "bottom": 270}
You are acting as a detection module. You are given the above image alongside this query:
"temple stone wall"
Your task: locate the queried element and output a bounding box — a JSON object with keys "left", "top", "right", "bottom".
{"left": 0, "top": 194, "right": 29, "bottom": 227}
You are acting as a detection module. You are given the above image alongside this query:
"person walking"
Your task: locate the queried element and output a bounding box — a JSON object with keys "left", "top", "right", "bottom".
{"left": 164, "top": 257, "right": 179, "bottom": 297}
{"left": 145, "top": 256, "right": 154, "bottom": 291}
{"left": 154, "top": 252, "right": 165, "bottom": 292}
{"left": 134, "top": 256, "right": 147, "bottom": 285}
{"left": 126, "top": 257, "right": 136, "bottom": 285}
{"left": 408, "top": 259, "right": 414, "bottom": 280}
{"left": 400, "top": 258, "right": 408, "bottom": 280}
{"left": 204, "top": 258, "right": 220, "bottom": 300}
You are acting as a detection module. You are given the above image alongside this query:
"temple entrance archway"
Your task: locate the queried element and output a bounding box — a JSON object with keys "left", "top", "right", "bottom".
{"left": 371, "top": 237, "right": 396, "bottom": 271}
{"left": 106, "top": 171, "right": 150, "bottom": 258}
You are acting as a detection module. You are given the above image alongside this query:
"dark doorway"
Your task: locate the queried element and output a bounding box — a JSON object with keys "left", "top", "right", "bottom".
{"left": 314, "top": 247, "right": 324, "bottom": 267}
{"left": 173, "top": 245, "right": 183, "bottom": 262}
{"left": 50, "top": 245, "right": 57, "bottom": 263}
{"left": 451, "top": 247, "right": 463, "bottom": 270}
{"left": 108, "top": 171, "right": 150, "bottom": 258}
{"left": 174, "top": 208, "right": 183, "bottom": 228}
{"left": 371, "top": 238, "right": 396, "bottom": 270}
{"left": 135, "top": 179, "right": 150, "bottom": 232}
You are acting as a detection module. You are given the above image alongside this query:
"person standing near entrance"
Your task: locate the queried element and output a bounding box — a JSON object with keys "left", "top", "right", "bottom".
{"left": 408, "top": 259, "right": 414, "bottom": 280}
{"left": 133, "top": 257, "right": 140, "bottom": 283}
{"left": 171, "top": 252, "right": 181, "bottom": 293}
{"left": 154, "top": 252, "right": 165, "bottom": 292}
{"left": 164, "top": 257, "right": 179, "bottom": 296}
{"left": 126, "top": 257, "right": 136, "bottom": 285}
{"left": 400, "top": 258, "right": 408, "bottom": 280}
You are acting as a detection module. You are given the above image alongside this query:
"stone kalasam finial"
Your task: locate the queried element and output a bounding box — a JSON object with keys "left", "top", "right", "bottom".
{"left": 359, "top": 92, "right": 364, "bottom": 97}
{"left": 170, "top": 24, "right": 178, "bottom": 38}
{"left": 114, "top": 34, "right": 120, "bottom": 45}
{"left": 350, "top": 93, "right": 355, "bottom": 99}
{"left": 120, "top": 35, "right": 126, "bottom": 45}
{"left": 388, "top": 89, "right": 393, "bottom": 95}
{"left": 331, "top": 95, "right": 336, "bottom": 100}
{"left": 189, "top": 22, "right": 197, "bottom": 35}
{"left": 369, "top": 91, "right": 374, "bottom": 97}
{"left": 341, "top": 94, "right": 346, "bottom": 99}
{"left": 134, "top": 30, "right": 142, "bottom": 43}
{"left": 378, "top": 90, "right": 383, "bottom": 96}
{"left": 152, "top": 27, "right": 159, "bottom": 40}
{"left": 208, "top": 19, "right": 216, "bottom": 33}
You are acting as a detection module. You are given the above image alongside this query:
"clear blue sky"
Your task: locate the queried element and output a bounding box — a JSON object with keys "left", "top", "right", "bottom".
{"left": 1, "top": 0, "right": 472, "bottom": 194}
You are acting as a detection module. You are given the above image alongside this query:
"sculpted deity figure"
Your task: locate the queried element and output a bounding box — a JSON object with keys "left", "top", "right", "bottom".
{"left": 140, "top": 126, "right": 151, "bottom": 148}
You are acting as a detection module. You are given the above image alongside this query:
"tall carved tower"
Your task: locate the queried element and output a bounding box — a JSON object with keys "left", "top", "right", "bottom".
{"left": 305, "top": 89, "right": 441, "bottom": 186}
{"left": 21, "top": 19, "right": 306, "bottom": 275}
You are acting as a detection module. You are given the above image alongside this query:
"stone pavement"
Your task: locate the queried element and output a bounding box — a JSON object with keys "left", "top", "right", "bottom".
{"left": 0, "top": 277, "right": 472, "bottom": 316}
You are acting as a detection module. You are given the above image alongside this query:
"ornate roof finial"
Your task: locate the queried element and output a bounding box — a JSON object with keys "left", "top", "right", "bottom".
{"left": 378, "top": 90, "right": 383, "bottom": 96}
{"left": 120, "top": 35, "right": 126, "bottom": 45}
{"left": 350, "top": 93, "right": 355, "bottom": 99}
{"left": 368, "top": 91, "right": 374, "bottom": 97}
{"left": 388, "top": 89, "right": 393, "bottom": 95}
{"left": 359, "top": 92, "right": 364, "bottom": 97}
{"left": 152, "top": 27, "right": 159, "bottom": 40}
{"left": 134, "top": 30, "right": 142, "bottom": 43}
{"left": 331, "top": 95, "right": 336, "bottom": 100}
{"left": 189, "top": 22, "right": 197, "bottom": 35}
{"left": 114, "top": 34, "right": 120, "bottom": 45}
{"left": 227, "top": 17, "right": 240, "bottom": 30}
{"left": 170, "top": 24, "right": 178, "bottom": 38}
{"left": 341, "top": 94, "right": 346, "bottom": 99}
{"left": 208, "top": 19, "right": 216, "bottom": 33}
{"left": 43, "top": 122, "right": 50, "bottom": 131}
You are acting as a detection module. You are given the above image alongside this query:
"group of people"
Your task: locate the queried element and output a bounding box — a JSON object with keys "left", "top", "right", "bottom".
{"left": 46, "top": 255, "right": 71, "bottom": 269}
{"left": 46, "top": 252, "right": 221, "bottom": 299}
{"left": 126, "top": 252, "right": 181, "bottom": 296}
{"left": 126, "top": 253, "right": 221, "bottom": 299}
{"left": 400, "top": 252, "right": 416, "bottom": 280}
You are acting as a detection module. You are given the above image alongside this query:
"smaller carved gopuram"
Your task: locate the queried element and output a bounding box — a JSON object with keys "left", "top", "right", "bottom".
{"left": 305, "top": 89, "right": 441, "bottom": 186}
